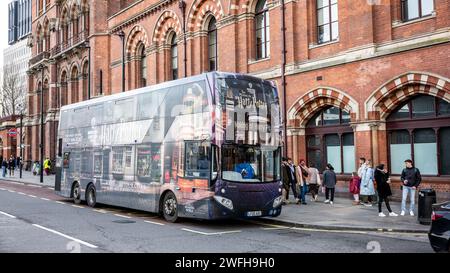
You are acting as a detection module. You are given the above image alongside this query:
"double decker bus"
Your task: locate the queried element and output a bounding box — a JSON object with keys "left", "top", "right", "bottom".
{"left": 55, "top": 72, "right": 283, "bottom": 222}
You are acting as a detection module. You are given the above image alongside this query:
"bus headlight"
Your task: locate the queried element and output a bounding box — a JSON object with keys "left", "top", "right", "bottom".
{"left": 273, "top": 196, "right": 283, "bottom": 208}
{"left": 214, "top": 196, "right": 234, "bottom": 211}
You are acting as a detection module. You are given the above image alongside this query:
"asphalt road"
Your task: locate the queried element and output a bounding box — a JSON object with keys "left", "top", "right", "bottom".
{"left": 0, "top": 180, "right": 433, "bottom": 253}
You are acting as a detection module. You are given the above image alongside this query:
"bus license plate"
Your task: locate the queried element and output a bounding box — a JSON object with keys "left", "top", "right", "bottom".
{"left": 246, "top": 211, "right": 262, "bottom": 217}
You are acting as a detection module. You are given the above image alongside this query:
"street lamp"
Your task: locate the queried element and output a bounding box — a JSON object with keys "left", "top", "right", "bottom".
{"left": 18, "top": 104, "right": 24, "bottom": 179}
{"left": 114, "top": 30, "right": 126, "bottom": 92}
{"left": 39, "top": 64, "right": 44, "bottom": 184}
{"left": 83, "top": 41, "right": 91, "bottom": 99}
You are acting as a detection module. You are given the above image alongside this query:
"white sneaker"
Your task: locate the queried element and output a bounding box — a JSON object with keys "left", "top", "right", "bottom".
{"left": 324, "top": 200, "right": 330, "bottom": 204}
{"left": 330, "top": 201, "right": 334, "bottom": 205}
{"left": 379, "top": 212, "right": 386, "bottom": 217}
{"left": 400, "top": 211, "right": 405, "bottom": 216}
{"left": 410, "top": 211, "right": 415, "bottom": 216}
{"left": 389, "top": 212, "right": 398, "bottom": 217}
{"left": 363, "top": 203, "right": 372, "bottom": 207}
{"left": 314, "top": 195, "right": 319, "bottom": 201}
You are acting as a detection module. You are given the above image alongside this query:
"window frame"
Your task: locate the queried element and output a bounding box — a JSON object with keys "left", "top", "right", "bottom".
{"left": 255, "top": 0, "right": 270, "bottom": 60}
{"left": 401, "top": 0, "right": 435, "bottom": 22}
{"left": 305, "top": 106, "right": 354, "bottom": 174}
{"left": 170, "top": 33, "right": 178, "bottom": 80}
{"left": 316, "top": 0, "right": 339, "bottom": 44}
{"left": 207, "top": 17, "right": 218, "bottom": 72}
{"left": 386, "top": 95, "right": 450, "bottom": 176}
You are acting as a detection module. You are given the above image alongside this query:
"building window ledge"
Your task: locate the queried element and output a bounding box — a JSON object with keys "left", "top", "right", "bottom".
{"left": 248, "top": 57, "right": 270, "bottom": 65}
{"left": 309, "top": 39, "right": 340, "bottom": 49}
{"left": 393, "top": 13, "right": 436, "bottom": 28}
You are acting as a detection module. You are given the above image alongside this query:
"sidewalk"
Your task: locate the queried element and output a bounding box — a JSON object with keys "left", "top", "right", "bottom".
{"left": 0, "top": 173, "right": 431, "bottom": 233}
{"left": 0, "top": 170, "right": 55, "bottom": 188}
{"left": 262, "top": 196, "right": 431, "bottom": 233}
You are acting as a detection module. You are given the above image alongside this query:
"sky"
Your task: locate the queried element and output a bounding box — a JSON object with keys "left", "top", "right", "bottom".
{"left": 0, "top": 1, "right": 10, "bottom": 69}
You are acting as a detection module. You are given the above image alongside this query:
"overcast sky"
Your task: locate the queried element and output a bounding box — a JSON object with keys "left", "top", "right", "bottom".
{"left": 0, "top": 1, "right": 11, "bottom": 68}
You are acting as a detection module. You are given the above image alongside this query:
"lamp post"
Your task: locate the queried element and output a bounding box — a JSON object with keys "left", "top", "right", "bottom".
{"left": 83, "top": 41, "right": 91, "bottom": 99}
{"left": 114, "top": 30, "right": 126, "bottom": 92}
{"left": 39, "top": 65, "right": 44, "bottom": 183}
{"left": 179, "top": 0, "right": 187, "bottom": 78}
{"left": 19, "top": 104, "right": 24, "bottom": 179}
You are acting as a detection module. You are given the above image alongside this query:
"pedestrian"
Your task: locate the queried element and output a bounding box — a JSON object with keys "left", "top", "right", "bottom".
{"left": 357, "top": 157, "right": 367, "bottom": 179}
{"left": 44, "top": 157, "right": 51, "bottom": 175}
{"left": 281, "top": 158, "right": 291, "bottom": 204}
{"left": 287, "top": 158, "right": 299, "bottom": 204}
{"left": 374, "top": 164, "right": 398, "bottom": 217}
{"left": 323, "top": 163, "right": 337, "bottom": 205}
{"left": 8, "top": 156, "right": 16, "bottom": 176}
{"left": 349, "top": 172, "right": 361, "bottom": 205}
{"left": 359, "top": 159, "right": 375, "bottom": 207}
{"left": 400, "top": 159, "right": 422, "bottom": 216}
{"left": 32, "top": 161, "right": 40, "bottom": 176}
{"left": 295, "top": 159, "right": 309, "bottom": 205}
{"left": 307, "top": 163, "right": 321, "bottom": 202}
{"left": 1, "top": 158, "right": 7, "bottom": 177}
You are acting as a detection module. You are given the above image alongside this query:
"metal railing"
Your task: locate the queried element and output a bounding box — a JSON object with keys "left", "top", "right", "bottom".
{"left": 29, "top": 51, "right": 50, "bottom": 66}
{"left": 51, "top": 30, "right": 89, "bottom": 56}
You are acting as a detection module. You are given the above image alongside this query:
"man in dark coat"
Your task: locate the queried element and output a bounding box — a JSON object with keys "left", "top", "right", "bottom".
{"left": 374, "top": 164, "right": 397, "bottom": 217}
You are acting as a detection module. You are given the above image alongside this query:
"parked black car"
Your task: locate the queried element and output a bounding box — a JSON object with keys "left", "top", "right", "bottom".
{"left": 428, "top": 201, "right": 450, "bottom": 253}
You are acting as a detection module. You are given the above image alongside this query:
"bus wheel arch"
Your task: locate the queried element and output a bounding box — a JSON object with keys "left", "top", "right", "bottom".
{"left": 71, "top": 181, "right": 81, "bottom": 205}
{"left": 159, "top": 190, "right": 179, "bottom": 223}
{"left": 85, "top": 182, "right": 96, "bottom": 208}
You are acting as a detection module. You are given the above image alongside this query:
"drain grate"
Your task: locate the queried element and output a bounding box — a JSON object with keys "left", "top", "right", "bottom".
{"left": 112, "top": 219, "right": 136, "bottom": 224}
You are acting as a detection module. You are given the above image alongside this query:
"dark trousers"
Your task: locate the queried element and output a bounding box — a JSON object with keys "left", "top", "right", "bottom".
{"left": 287, "top": 181, "right": 298, "bottom": 199}
{"left": 378, "top": 196, "right": 392, "bottom": 213}
{"left": 325, "top": 187, "right": 335, "bottom": 202}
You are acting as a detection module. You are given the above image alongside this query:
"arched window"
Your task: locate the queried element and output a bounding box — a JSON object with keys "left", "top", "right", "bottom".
{"left": 137, "top": 43, "right": 147, "bottom": 87}
{"left": 387, "top": 95, "right": 450, "bottom": 175}
{"left": 169, "top": 33, "right": 178, "bottom": 80}
{"left": 207, "top": 17, "right": 217, "bottom": 71}
{"left": 255, "top": 0, "right": 270, "bottom": 60}
{"left": 43, "top": 78, "right": 49, "bottom": 112}
{"left": 71, "top": 67, "right": 79, "bottom": 104}
{"left": 82, "top": 62, "right": 89, "bottom": 100}
{"left": 60, "top": 71, "right": 68, "bottom": 107}
{"left": 83, "top": 11, "right": 89, "bottom": 33}
{"left": 306, "top": 106, "right": 355, "bottom": 173}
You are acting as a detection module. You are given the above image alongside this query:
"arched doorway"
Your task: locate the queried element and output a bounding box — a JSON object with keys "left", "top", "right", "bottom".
{"left": 386, "top": 94, "right": 450, "bottom": 176}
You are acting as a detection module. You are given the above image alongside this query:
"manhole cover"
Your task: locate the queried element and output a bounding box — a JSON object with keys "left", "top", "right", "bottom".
{"left": 112, "top": 219, "right": 136, "bottom": 224}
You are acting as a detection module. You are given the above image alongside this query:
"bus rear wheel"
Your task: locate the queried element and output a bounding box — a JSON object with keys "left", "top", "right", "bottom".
{"left": 162, "top": 191, "right": 178, "bottom": 223}
{"left": 72, "top": 183, "right": 81, "bottom": 205}
{"left": 86, "top": 184, "right": 96, "bottom": 208}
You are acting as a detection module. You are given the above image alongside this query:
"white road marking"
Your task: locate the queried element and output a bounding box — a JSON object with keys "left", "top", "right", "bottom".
{"left": 114, "top": 214, "right": 132, "bottom": 219}
{"left": 0, "top": 188, "right": 6, "bottom": 191}
{"left": 8, "top": 190, "right": 16, "bottom": 193}
{"left": 27, "top": 184, "right": 41, "bottom": 188}
{"left": 181, "top": 228, "right": 242, "bottom": 236}
{"left": 144, "top": 220, "right": 165, "bottom": 226}
{"left": 28, "top": 195, "right": 37, "bottom": 198}
{"left": 32, "top": 224, "right": 98, "bottom": 249}
{"left": 93, "top": 209, "right": 108, "bottom": 214}
{"left": 40, "top": 198, "right": 50, "bottom": 201}
{"left": 55, "top": 201, "right": 66, "bottom": 205}
{"left": 72, "top": 205, "right": 84, "bottom": 209}
{"left": 18, "top": 192, "right": 26, "bottom": 195}
{"left": 0, "top": 211, "right": 17, "bottom": 219}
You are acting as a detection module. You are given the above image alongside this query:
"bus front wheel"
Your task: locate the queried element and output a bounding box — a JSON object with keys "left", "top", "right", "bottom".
{"left": 71, "top": 183, "right": 81, "bottom": 205}
{"left": 86, "top": 184, "right": 96, "bottom": 208}
{"left": 162, "top": 191, "right": 178, "bottom": 223}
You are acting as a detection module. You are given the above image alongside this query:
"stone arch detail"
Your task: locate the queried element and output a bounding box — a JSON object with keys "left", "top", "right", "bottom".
{"left": 365, "top": 72, "right": 450, "bottom": 120}
{"left": 288, "top": 87, "right": 359, "bottom": 127}
{"left": 152, "top": 10, "right": 182, "bottom": 45}
{"left": 187, "top": 0, "right": 224, "bottom": 32}
{"left": 126, "top": 25, "right": 150, "bottom": 56}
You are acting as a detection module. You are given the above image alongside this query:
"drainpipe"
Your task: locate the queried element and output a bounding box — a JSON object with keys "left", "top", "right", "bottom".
{"left": 281, "top": 0, "right": 288, "bottom": 156}
{"left": 179, "top": 0, "right": 187, "bottom": 78}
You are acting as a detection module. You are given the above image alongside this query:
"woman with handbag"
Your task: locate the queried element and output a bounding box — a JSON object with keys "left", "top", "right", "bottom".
{"left": 374, "top": 164, "right": 398, "bottom": 217}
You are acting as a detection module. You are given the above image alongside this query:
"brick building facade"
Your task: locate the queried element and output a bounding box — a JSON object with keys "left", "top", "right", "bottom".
{"left": 27, "top": 0, "right": 450, "bottom": 198}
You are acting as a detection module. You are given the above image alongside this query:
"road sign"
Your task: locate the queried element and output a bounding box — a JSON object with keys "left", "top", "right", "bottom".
{"left": 8, "top": 128, "right": 18, "bottom": 137}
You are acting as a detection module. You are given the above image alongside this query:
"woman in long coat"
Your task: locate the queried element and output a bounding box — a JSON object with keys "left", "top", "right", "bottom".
{"left": 374, "top": 164, "right": 398, "bottom": 217}
{"left": 359, "top": 160, "right": 375, "bottom": 207}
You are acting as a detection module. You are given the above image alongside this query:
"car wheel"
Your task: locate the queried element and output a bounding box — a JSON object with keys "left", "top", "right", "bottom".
{"left": 86, "top": 184, "right": 96, "bottom": 208}
{"left": 72, "top": 183, "right": 81, "bottom": 205}
{"left": 162, "top": 191, "right": 178, "bottom": 223}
